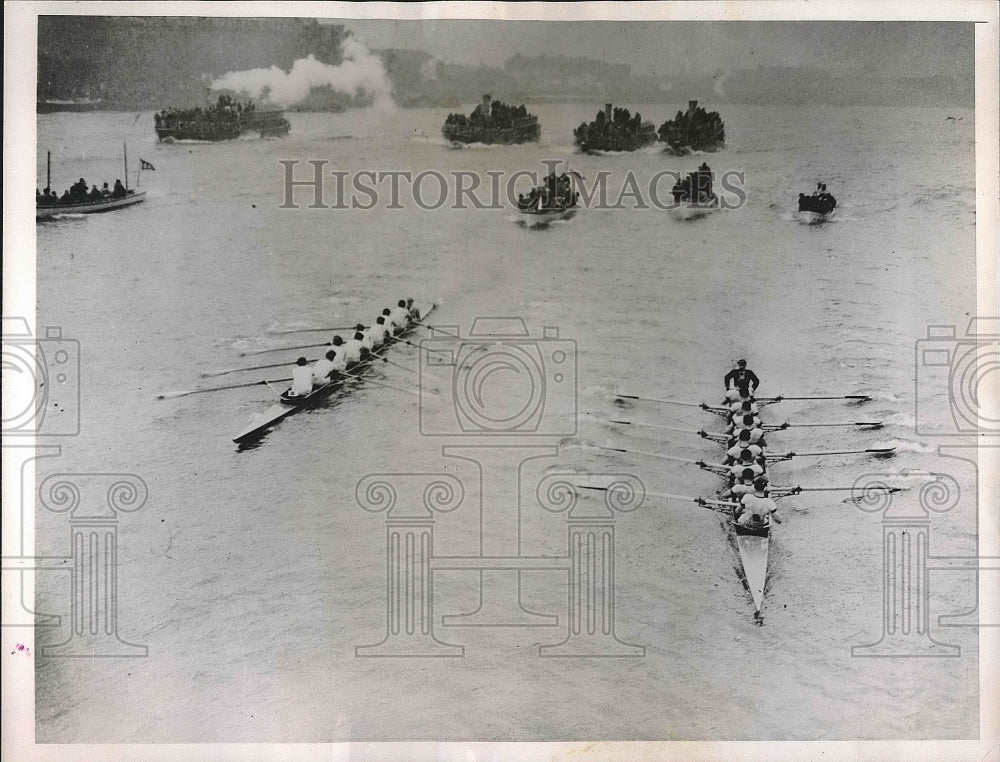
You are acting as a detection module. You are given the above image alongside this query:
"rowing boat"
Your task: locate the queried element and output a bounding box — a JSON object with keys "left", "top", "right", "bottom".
{"left": 701, "top": 400, "right": 773, "bottom": 617}
{"left": 233, "top": 303, "right": 434, "bottom": 444}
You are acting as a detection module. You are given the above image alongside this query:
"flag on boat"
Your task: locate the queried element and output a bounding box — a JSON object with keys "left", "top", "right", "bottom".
{"left": 140, "top": 159, "right": 155, "bottom": 171}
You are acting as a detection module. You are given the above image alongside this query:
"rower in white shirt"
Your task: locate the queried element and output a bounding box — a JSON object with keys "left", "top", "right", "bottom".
{"left": 697, "top": 450, "right": 766, "bottom": 481}
{"left": 728, "top": 413, "right": 763, "bottom": 437}
{"left": 379, "top": 307, "right": 399, "bottom": 334}
{"left": 290, "top": 357, "right": 313, "bottom": 397}
{"left": 311, "top": 350, "right": 340, "bottom": 387}
{"left": 727, "top": 451, "right": 766, "bottom": 481}
{"left": 354, "top": 323, "right": 373, "bottom": 351}
{"left": 342, "top": 331, "right": 366, "bottom": 366}
{"left": 737, "top": 480, "right": 779, "bottom": 527}
{"left": 727, "top": 399, "right": 760, "bottom": 424}
{"left": 726, "top": 431, "right": 764, "bottom": 463}
{"left": 389, "top": 299, "right": 411, "bottom": 331}
{"left": 720, "top": 470, "right": 758, "bottom": 501}
{"left": 367, "top": 316, "right": 390, "bottom": 349}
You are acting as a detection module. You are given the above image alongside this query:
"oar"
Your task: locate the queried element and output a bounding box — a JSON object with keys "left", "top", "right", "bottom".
{"left": 269, "top": 324, "right": 354, "bottom": 336}
{"left": 239, "top": 341, "right": 330, "bottom": 357}
{"left": 605, "top": 419, "right": 704, "bottom": 435}
{"left": 576, "top": 485, "right": 735, "bottom": 512}
{"left": 412, "top": 320, "right": 459, "bottom": 339}
{"left": 615, "top": 393, "right": 704, "bottom": 408}
{"left": 757, "top": 395, "right": 871, "bottom": 402}
{"left": 762, "top": 421, "right": 883, "bottom": 431}
{"left": 771, "top": 484, "right": 904, "bottom": 494}
{"left": 340, "top": 372, "right": 422, "bottom": 397}
{"left": 203, "top": 360, "right": 290, "bottom": 378}
{"left": 589, "top": 445, "right": 702, "bottom": 464}
{"left": 776, "top": 421, "right": 884, "bottom": 429}
{"left": 157, "top": 377, "right": 292, "bottom": 400}
{"left": 768, "top": 446, "right": 896, "bottom": 460}
{"left": 376, "top": 356, "right": 418, "bottom": 375}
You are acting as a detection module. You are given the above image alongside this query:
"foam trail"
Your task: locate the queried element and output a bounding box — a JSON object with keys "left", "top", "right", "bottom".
{"left": 210, "top": 39, "right": 394, "bottom": 110}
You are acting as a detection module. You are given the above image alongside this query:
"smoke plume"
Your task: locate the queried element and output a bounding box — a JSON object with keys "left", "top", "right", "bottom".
{"left": 210, "top": 38, "right": 394, "bottom": 109}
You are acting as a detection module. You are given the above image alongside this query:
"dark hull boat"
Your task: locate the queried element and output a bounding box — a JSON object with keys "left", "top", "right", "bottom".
{"left": 658, "top": 100, "right": 726, "bottom": 155}
{"left": 798, "top": 192, "right": 837, "bottom": 222}
{"left": 574, "top": 103, "right": 657, "bottom": 153}
{"left": 442, "top": 95, "right": 540, "bottom": 145}
{"left": 37, "top": 191, "right": 146, "bottom": 219}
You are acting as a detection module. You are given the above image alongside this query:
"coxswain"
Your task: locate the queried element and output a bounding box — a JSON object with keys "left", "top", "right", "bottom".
{"left": 736, "top": 479, "right": 778, "bottom": 527}
{"left": 390, "top": 299, "right": 411, "bottom": 331}
{"left": 290, "top": 357, "right": 313, "bottom": 397}
{"left": 311, "top": 350, "right": 340, "bottom": 387}
{"left": 723, "top": 359, "right": 760, "bottom": 394}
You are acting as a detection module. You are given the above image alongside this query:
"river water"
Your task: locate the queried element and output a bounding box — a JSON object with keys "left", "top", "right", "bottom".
{"left": 31, "top": 102, "right": 981, "bottom": 743}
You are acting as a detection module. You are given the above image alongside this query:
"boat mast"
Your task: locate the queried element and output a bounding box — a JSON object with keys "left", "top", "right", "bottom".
{"left": 123, "top": 142, "right": 129, "bottom": 190}
{"left": 46, "top": 150, "right": 51, "bottom": 191}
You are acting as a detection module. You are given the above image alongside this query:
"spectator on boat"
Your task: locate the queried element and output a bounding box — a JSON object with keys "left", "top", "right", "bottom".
{"left": 111, "top": 179, "right": 127, "bottom": 199}
{"left": 89, "top": 185, "right": 103, "bottom": 200}
{"left": 724, "top": 359, "right": 759, "bottom": 393}
{"left": 311, "top": 350, "right": 340, "bottom": 387}
{"left": 101, "top": 183, "right": 111, "bottom": 197}
{"left": 59, "top": 189, "right": 73, "bottom": 204}
{"left": 290, "top": 357, "right": 313, "bottom": 397}
{"left": 736, "top": 480, "right": 778, "bottom": 527}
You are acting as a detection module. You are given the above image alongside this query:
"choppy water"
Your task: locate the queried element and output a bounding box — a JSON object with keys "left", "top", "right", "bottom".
{"left": 31, "top": 103, "right": 980, "bottom": 742}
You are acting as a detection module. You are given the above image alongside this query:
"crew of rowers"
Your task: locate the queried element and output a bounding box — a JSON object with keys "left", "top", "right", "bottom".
{"left": 37, "top": 178, "right": 129, "bottom": 206}
{"left": 287, "top": 300, "right": 417, "bottom": 398}
{"left": 694, "top": 359, "right": 784, "bottom": 529}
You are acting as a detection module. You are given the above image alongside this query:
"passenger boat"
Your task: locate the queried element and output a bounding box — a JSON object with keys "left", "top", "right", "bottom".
{"left": 36, "top": 190, "right": 146, "bottom": 219}
{"left": 233, "top": 303, "right": 434, "bottom": 444}
{"left": 442, "top": 95, "right": 540, "bottom": 146}
{"left": 36, "top": 147, "right": 147, "bottom": 220}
